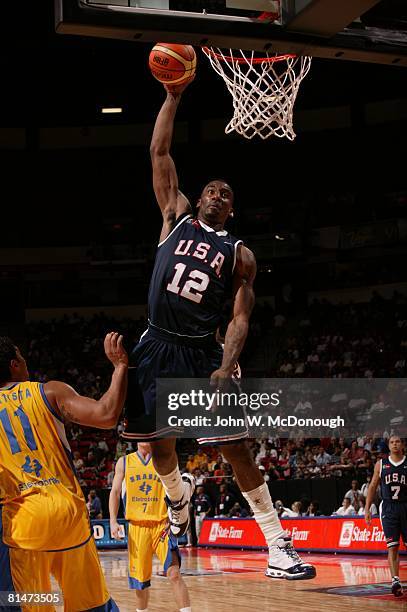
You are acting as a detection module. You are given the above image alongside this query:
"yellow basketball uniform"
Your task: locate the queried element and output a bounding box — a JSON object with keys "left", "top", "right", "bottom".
{"left": 122, "top": 451, "right": 180, "bottom": 589}
{"left": 0, "top": 381, "right": 116, "bottom": 612}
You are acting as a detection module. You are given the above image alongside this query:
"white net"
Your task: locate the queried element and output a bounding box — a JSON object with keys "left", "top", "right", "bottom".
{"left": 202, "top": 48, "right": 312, "bottom": 140}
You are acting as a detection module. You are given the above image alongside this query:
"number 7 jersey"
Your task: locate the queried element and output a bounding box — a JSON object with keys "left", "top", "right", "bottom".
{"left": 122, "top": 452, "right": 167, "bottom": 522}
{"left": 148, "top": 213, "right": 243, "bottom": 338}
{"left": 380, "top": 455, "right": 407, "bottom": 502}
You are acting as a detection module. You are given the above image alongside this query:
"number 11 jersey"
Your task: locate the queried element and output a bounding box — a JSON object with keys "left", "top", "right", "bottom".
{"left": 148, "top": 214, "right": 243, "bottom": 338}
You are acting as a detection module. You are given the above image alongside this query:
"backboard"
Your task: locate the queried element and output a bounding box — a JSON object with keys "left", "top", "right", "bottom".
{"left": 55, "top": 0, "right": 407, "bottom": 66}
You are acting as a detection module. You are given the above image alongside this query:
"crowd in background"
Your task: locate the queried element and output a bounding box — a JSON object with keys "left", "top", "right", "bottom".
{"left": 20, "top": 293, "right": 406, "bottom": 525}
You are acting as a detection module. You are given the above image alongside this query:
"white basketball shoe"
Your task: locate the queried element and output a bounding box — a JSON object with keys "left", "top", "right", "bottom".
{"left": 266, "top": 538, "right": 316, "bottom": 580}
{"left": 165, "top": 473, "right": 196, "bottom": 537}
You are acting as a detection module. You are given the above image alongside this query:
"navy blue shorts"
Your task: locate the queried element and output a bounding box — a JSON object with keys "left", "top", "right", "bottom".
{"left": 123, "top": 326, "right": 248, "bottom": 444}
{"left": 380, "top": 500, "right": 407, "bottom": 548}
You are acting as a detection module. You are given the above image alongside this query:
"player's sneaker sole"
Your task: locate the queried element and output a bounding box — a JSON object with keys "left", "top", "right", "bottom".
{"left": 391, "top": 580, "right": 403, "bottom": 597}
{"left": 166, "top": 473, "right": 195, "bottom": 538}
{"left": 265, "top": 564, "right": 317, "bottom": 580}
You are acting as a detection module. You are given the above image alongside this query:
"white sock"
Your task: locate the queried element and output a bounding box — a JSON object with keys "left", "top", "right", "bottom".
{"left": 180, "top": 608, "right": 192, "bottom": 612}
{"left": 136, "top": 609, "right": 148, "bottom": 612}
{"left": 242, "top": 483, "right": 286, "bottom": 550}
{"left": 157, "top": 465, "right": 184, "bottom": 501}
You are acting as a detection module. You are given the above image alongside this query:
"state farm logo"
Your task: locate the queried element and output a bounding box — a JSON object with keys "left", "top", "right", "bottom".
{"left": 209, "top": 522, "right": 220, "bottom": 542}
{"left": 208, "top": 522, "right": 244, "bottom": 542}
{"left": 284, "top": 526, "right": 310, "bottom": 541}
{"left": 338, "top": 521, "right": 386, "bottom": 547}
{"left": 339, "top": 521, "right": 354, "bottom": 547}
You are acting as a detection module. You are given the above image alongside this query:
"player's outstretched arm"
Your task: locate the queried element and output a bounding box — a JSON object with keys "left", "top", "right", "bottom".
{"left": 211, "top": 246, "right": 256, "bottom": 387}
{"left": 150, "top": 90, "right": 192, "bottom": 243}
{"left": 109, "top": 456, "right": 125, "bottom": 539}
{"left": 365, "top": 459, "right": 380, "bottom": 524}
{"left": 43, "top": 332, "right": 128, "bottom": 429}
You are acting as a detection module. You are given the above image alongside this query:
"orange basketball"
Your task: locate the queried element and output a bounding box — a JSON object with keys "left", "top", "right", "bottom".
{"left": 149, "top": 43, "right": 197, "bottom": 87}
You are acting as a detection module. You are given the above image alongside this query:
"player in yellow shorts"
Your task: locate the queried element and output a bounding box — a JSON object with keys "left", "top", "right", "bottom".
{"left": 109, "top": 444, "right": 191, "bottom": 612}
{"left": 0, "top": 332, "right": 128, "bottom": 611}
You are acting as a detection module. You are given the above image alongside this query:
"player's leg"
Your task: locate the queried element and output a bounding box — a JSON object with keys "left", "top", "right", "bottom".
{"left": 219, "top": 440, "right": 316, "bottom": 580}
{"left": 50, "top": 538, "right": 118, "bottom": 611}
{"left": 388, "top": 545, "right": 403, "bottom": 596}
{"left": 8, "top": 548, "right": 55, "bottom": 612}
{"left": 154, "top": 526, "right": 191, "bottom": 612}
{"left": 151, "top": 438, "right": 195, "bottom": 536}
{"left": 128, "top": 523, "right": 153, "bottom": 611}
{"left": 381, "top": 501, "right": 403, "bottom": 596}
{"left": 167, "top": 556, "right": 191, "bottom": 612}
{"left": 135, "top": 588, "right": 149, "bottom": 612}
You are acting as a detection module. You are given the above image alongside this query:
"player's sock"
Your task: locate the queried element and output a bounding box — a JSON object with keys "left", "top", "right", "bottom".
{"left": 136, "top": 609, "right": 148, "bottom": 612}
{"left": 241, "top": 482, "right": 286, "bottom": 547}
{"left": 157, "top": 465, "right": 184, "bottom": 501}
{"left": 180, "top": 608, "right": 192, "bottom": 612}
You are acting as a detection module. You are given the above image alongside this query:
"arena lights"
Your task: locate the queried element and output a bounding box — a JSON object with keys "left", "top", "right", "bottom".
{"left": 101, "top": 107, "right": 123, "bottom": 114}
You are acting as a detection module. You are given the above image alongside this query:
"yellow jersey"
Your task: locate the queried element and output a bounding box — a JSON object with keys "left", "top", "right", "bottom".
{"left": 0, "top": 382, "right": 91, "bottom": 551}
{"left": 122, "top": 452, "right": 167, "bottom": 523}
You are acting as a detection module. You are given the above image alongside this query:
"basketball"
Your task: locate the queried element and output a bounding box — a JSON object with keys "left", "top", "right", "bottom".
{"left": 149, "top": 43, "right": 197, "bottom": 88}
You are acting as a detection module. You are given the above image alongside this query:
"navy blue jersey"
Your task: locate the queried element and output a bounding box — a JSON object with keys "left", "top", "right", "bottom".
{"left": 148, "top": 214, "right": 243, "bottom": 338}
{"left": 380, "top": 456, "right": 407, "bottom": 502}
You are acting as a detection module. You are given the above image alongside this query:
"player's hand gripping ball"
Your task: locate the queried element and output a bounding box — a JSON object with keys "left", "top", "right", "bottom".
{"left": 149, "top": 43, "right": 196, "bottom": 93}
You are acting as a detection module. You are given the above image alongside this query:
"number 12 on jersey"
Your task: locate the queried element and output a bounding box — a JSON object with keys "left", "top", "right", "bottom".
{"left": 167, "top": 263, "right": 209, "bottom": 304}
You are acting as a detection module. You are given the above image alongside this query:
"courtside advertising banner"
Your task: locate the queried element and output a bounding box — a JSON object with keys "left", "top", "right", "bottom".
{"left": 199, "top": 517, "right": 407, "bottom": 554}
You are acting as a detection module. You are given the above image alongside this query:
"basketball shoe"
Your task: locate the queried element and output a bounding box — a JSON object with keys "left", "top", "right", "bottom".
{"left": 391, "top": 576, "right": 403, "bottom": 597}
{"left": 265, "top": 537, "right": 316, "bottom": 580}
{"left": 165, "top": 473, "right": 195, "bottom": 537}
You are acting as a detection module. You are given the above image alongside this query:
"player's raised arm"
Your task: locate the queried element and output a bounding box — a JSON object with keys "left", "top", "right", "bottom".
{"left": 211, "top": 245, "right": 256, "bottom": 387}
{"left": 109, "top": 456, "right": 125, "bottom": 539}
{"left": 150, "top": 88, "right": 192, "bottom": 242}
{"left": 43, "top": 332, "right": 128, "bottom": 429}
{"left": 365, "top": 459, "right": 381, "bottom": 524}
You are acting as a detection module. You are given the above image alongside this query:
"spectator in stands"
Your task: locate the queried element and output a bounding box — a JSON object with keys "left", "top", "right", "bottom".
{"left": 194, "top": 448, "right": 208, "bottom": 468}
{"left": 86, "top": 451, "right": 98, "bottom": 468}
{"left": 344, "top": 480, "right": 362, "bottom": 506}
{"left": 282, "top": 502, "right": 302, "bottom": 518}
{"left": 214, "top": 462, "right": 227, "bottom": 485}
{"left": 315, "top": 446, "right": 331, "bottom": 467}
{"left": 186, "top": 454, "right": 199, "bottom": 473}
{"left": 274, "top": 500, "right": 285, "bottom": 518}
{"left": 349, "top": 441, "right": 364, "bottom": 463}
{"left": 98, "top": 437, "right": 109, "bottom": 453}
{"left": 357, "top": 494, "right": 377, "bottom": 516}
{"left": 115, "top": 439, "right": 127, "bottom": 460}
{"left": 87, "top": 490, "right": 103, "bottom": 519}
{"left": 73, "top": 451, "right": 84, "bottom": 472}
{"left": 107, "top": 462, "right": 116, "bottom": 488}
{"left": 304, "top": 501, "right": 321, "bottom": 516}
{"left": 332, "top": 498, "right": 356, "bottom": 516}
{"left": 215, "top": 484, "right": 236, "bottom": 517}
{"left": 258, "top": 465, "right": 270, "bottom": 482}
{"left": 361, "top": 475, "right": 371, "bottom": 498}
{"left": 228, "top": 502, "right": 249, "bottom": 518}
{"left": 193, "top": 486, "right": 212, "bottom": 539}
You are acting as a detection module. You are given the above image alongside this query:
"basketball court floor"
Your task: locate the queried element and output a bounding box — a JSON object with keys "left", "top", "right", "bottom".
{"left": 99, "top": 548, "right": 407, "bottom": 611}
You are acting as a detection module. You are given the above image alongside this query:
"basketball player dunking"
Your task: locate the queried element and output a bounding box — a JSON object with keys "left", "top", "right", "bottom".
{"left": 366, "top": 435, "right": 407, "bottom": 597}
{"left": 123, "top": 81, "right": 316, "bottom": 580}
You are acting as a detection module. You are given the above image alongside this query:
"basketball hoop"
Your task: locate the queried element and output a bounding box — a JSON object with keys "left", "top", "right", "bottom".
{"left": 202, "top": 47, "right": 312, "bottom": 140}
